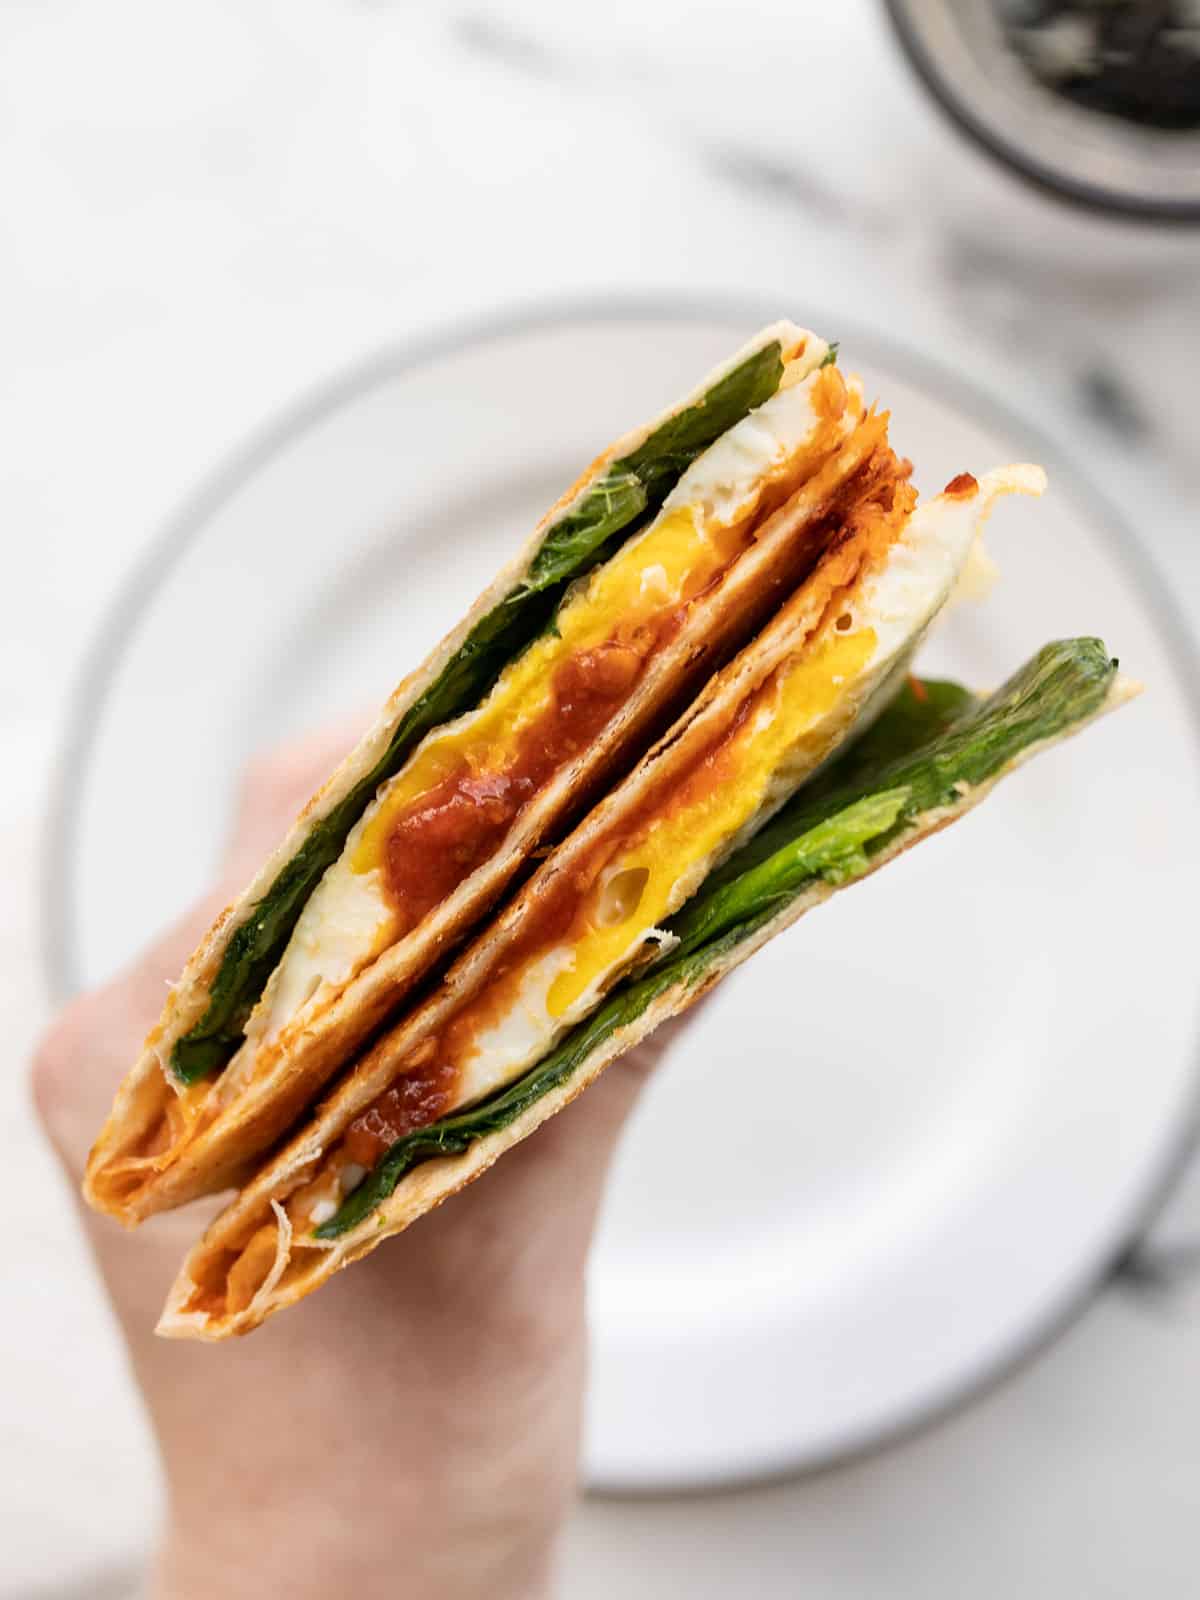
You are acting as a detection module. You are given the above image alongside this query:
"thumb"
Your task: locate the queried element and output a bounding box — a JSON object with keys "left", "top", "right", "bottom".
{"left": 456, "top": 995, "right": 713, "bottom": 1247}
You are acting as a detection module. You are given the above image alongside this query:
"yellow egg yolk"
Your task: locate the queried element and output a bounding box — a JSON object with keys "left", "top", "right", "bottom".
{"left": 349, "top": 362, "right": 851, "bottom": 910}
{"left": 546, "top": 625, "right": 877, "bottom": 1017}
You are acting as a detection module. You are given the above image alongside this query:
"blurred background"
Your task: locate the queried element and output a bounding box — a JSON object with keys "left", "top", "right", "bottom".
{"left": 3, "top": 1, "right": 1199, "bottom": 1595}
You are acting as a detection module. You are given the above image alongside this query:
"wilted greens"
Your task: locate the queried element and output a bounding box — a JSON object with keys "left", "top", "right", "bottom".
{"left": 315, "top": 638, "right": 1117, "bottom": 1238}
{"left": 171, "top": 339, "right": 788, "bottom": 1083}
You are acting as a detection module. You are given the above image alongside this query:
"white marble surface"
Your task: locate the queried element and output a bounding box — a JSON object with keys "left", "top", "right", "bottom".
{"left": 2, "top": 2, "right": 1198, "bottom": 1595}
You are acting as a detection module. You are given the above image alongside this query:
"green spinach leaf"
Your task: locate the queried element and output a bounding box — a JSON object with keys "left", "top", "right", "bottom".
{"left": 519, "top": 340, "right": 784, "bottom": 594}
{"left": 314, "top": 638, "right": 1116, "bottom": 1236}
{"left": 172, "top": 339, "right": 787, "bottom": 1082}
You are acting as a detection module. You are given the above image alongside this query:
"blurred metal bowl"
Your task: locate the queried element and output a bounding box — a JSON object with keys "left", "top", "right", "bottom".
{"left": 886, "top": 0, "right": 1200, "bottom": 221}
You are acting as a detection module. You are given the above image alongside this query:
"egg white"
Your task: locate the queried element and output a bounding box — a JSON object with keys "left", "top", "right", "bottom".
{"left": 427, "top": 465, "right": 1044, "bottom": 1119}
{"left": 239, "top": 343, "right": 846, "bottom": 1058}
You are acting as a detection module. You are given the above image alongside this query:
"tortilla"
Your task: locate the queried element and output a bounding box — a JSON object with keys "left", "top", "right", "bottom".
{"left": 154, "top": 467, "right": 1120, "bottom": 1339}
{"left": 87, "top": 323, "right": 883, "bottom": 1223}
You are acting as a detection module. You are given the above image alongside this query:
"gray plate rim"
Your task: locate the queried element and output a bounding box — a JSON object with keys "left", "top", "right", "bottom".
{"left": 41, "top": 291, "right": 1200, "bottom": 1494}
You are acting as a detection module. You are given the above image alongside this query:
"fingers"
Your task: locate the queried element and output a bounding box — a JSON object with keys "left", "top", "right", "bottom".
{"left": 348, "top": 997, "right": 717, "bottom": 1324}
{"left": 31, "top": 724, "right": 362, "bottom": 1181}
{"left": 33, "top": 712, "right": 714, "bottom": 1350}
{"left": 507, "top": 993, "right": 714, "bottom": 1208}
{"left": 30, "top": 886, "right": 234, "bottom": 1178}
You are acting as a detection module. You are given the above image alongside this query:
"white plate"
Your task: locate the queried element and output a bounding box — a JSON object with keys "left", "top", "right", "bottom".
{"left": 48, "top": 301, "right": 1200, "bottom": 1491}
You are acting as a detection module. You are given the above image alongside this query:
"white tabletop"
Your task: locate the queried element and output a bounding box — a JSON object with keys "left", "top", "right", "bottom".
{"left": 3, "top": 2, "right": 1199, "bottom": 1595}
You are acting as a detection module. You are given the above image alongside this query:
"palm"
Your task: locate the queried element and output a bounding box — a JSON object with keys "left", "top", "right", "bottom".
{"left": 34, "top": 729, "right": 690, "bottom": 1600}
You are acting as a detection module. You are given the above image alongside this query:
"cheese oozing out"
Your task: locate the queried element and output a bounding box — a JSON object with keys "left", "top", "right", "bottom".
{"left": 241, "top": 342, "right": 864, "bottom": 1059}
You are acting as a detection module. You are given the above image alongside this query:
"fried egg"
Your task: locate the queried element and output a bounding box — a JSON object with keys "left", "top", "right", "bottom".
{"left": 437, "top": 464, "right": 1045, "bottom": 1112}
{"left": 242, "top": 340, "right": 871, "bottom": 1060}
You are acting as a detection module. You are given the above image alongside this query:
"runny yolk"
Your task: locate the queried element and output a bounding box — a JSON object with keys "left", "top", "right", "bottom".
{"left": 544, "top": 624, "right": 877, "bottom": 1017}
{"left": 334, "top": 623, "right": 876, "bottom": 1177}
{"left": 349, "top": 372, "right": 850, "bottom": 935}
{"left": 365, "top": 633, "right": 660, "bottom": 935}
{"left": 349, "top": 501, "right": 729, "bottom": 933}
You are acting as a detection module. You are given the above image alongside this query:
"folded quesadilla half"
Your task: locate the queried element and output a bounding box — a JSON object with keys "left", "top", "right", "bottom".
{"left": 88, "top": 324, "right": 884, "bottom": 1223}
{"left": 157, "top": 461, "right": 1135, "bottom": 1339}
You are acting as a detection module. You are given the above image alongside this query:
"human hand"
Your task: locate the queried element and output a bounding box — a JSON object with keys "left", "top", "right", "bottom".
{"left": 33, "top": 729, "right": 688, "bottom": 1600}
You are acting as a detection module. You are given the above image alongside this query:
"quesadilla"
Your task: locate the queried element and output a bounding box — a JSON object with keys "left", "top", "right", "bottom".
{"left": 156, "top": 466, "right": 1135, "bottom": 1339}
{"left": 87, "top": 323, "right": 883, "bottom": 1223}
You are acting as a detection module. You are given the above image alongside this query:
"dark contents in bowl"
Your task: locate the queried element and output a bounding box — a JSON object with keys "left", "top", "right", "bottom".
{"left": 995, "top": 1, "right": 1200, "bottom": 130}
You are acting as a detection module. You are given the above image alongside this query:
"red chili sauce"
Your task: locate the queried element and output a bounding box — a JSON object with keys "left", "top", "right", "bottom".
{"left": 339, "top": 663, "right": 770, "bottom": 1169}
{"left": 342, "top": 1043, "right": 459, "bottom": 1167}
{"left": 341, "top": 452, "right": 914, "bottom": 1175}
{"left": 381, "top": 624, "right": 679, "bottom": 937}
